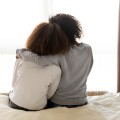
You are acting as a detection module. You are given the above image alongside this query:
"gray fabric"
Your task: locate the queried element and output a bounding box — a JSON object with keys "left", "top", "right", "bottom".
{"left": 17, "top": 43, "right": 93, "bottom": 105}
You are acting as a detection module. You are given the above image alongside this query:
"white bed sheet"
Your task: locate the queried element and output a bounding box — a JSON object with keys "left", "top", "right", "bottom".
{"left": 0, "top": 93, "right": 120, "bottom": 120}
{"left": 88, "top": 93, "right": 120, "bottom": 120}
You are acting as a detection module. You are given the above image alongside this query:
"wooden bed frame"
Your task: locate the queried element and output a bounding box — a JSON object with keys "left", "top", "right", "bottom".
{"left": 87, "top": 91, "right": 108, "bottom": 96}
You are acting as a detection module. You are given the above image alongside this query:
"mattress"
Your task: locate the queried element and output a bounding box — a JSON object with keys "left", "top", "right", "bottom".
{"left": 0, "top": 93, "right": 120, "bottom": 120}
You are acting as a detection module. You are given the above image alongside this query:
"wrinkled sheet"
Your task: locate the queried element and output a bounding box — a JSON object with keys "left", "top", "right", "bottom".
{"left": 0, "top": 93, "right": 120, "bottom": 120}
{"left": 88, "top": 93, "right": 120, "bottom": 120}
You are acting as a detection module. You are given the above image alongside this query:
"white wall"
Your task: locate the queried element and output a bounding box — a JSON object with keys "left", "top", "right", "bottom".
{"left": 0, "top": 0, "right": 119, "bottom": 92}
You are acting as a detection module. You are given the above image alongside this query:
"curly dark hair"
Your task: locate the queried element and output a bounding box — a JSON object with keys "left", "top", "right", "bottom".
{"left": 49, "top": 13, "right": 83, "bottom": 45}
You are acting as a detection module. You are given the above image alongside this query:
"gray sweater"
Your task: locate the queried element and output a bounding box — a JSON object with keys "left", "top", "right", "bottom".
{"left": 17, "top": 43, "right": 93, "bottom": 105}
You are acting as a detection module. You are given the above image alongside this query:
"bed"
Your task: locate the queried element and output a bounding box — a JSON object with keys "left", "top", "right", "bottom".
{"left": 0, "top": 93, "right": 120, "bottom": 120}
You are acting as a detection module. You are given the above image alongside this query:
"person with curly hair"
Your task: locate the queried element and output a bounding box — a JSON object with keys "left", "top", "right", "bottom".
{"left": 9, "top": 22, "right": 70, "bottom": 111}
{"left": 17, "top": 13, "right": 93, "bottom": 108}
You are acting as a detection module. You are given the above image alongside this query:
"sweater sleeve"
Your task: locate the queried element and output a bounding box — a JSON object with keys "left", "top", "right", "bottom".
{"left": 87, "top": 46, "right": 94, "bottom": 76}
{"left": 16, "top": 49, "right": 60, "bottom": 66}
{"left": 12, "top": 59, "right": 22, "bottom": 87}
{"left": 47, "top": 67, "right": 61, "bottom": 99}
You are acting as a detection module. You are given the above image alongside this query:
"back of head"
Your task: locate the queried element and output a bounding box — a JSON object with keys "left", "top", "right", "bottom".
{"left": 26, "top": 22, "right": 69, "bottom": 55}
{"left": 49, "top": 13, "right": 83, "bottom": 46}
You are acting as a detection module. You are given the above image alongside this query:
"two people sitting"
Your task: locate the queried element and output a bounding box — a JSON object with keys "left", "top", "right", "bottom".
{"left": 9, "top": 13, "right": 93, "bottom": 111}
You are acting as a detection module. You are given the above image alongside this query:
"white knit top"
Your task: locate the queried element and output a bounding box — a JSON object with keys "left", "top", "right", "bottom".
{"left": 9, "top": 57, "right": 61, "bottom": 110}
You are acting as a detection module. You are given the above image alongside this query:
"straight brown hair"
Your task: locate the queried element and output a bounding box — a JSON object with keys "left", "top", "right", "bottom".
{"left": 26, "top": 22, "right": 70, "bottom": 55}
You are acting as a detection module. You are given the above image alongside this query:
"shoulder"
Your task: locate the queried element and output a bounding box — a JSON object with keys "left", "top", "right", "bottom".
{"left": 72, "top": 42, "right": 92, "bottom": 53}
{"left": 79, "top": 42, "right": 92, "bottom": 49}
{"left": 79, "top": 43, "right": 92, "bottom": 54}
{"left": 68, "top": 43, "right": 93, "bottom": 61}
{"left": 49, "top": 64, "right": 61, "bottom": 75}
{"left": 82, "top": 42, "right": 92, "bottom": 52}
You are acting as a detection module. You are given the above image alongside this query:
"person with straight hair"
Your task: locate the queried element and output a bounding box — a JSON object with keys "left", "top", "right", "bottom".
{"left": 9, "top": 22, "right": 70, "bottom": 111}
{"left": 17, "top": 13, "right": 93, "bottom": 108}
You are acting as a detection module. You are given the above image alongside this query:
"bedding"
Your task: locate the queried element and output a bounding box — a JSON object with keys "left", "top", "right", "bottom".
{"left": 0, "top": 93, "right": 120, "bottom": 120}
